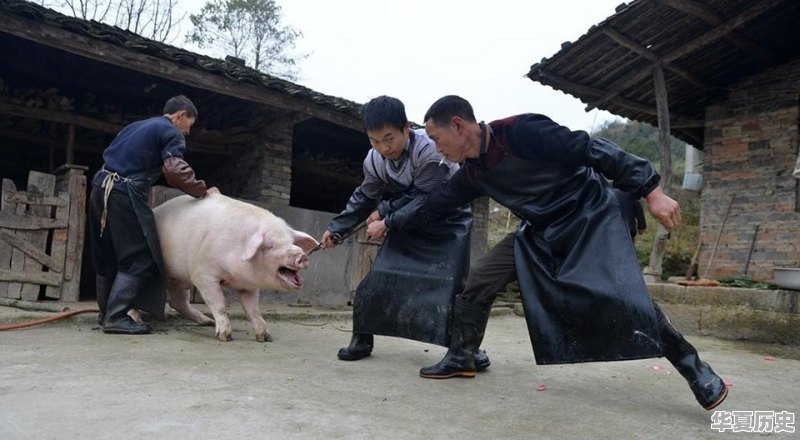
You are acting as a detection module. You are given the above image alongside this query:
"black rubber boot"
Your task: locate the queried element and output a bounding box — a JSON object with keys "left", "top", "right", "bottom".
{"left": 95, "top": 275, "right": 114, "bottom": 328}
{"left": 420, "top": 297, "right": 490, "bottom": 379}
{"left": 655, "top": 303, "right": 728, "bottom": 410}
{"left": 102, "top": 272, "right": 152, "bottom": 335}
{"left": 337, "top": 333, "right": 373, "bottom": 361}
{"left": 475, "top": 349, "right": 491, "bottom": 372}
{"left": 474, "top": 302, "right": 492, "bottom": 372}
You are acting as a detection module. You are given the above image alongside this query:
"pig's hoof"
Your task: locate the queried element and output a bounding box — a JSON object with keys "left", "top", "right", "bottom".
{"left": 256, "top": 333, "right": 273, "bottom": 343}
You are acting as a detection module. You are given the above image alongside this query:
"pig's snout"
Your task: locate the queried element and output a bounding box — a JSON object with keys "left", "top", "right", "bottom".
{"left": 295, "top": 253, "right": 309, "bottom": 269}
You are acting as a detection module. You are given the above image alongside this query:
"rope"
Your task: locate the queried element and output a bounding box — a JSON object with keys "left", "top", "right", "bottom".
{"left": 99, "top": 168, "right": 131, "bottom": 237}
{"left": 0, "top": 308, "right": 100, "bottom": 331}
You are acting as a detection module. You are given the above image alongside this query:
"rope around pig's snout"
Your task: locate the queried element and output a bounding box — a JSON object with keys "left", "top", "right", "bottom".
{"left": 0, "top": 308, "right": 100, "bottom": 331}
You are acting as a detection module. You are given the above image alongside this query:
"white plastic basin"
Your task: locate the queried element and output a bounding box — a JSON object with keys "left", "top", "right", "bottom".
{"left": 773, "top": 267, "right": 800, "bottom": 290}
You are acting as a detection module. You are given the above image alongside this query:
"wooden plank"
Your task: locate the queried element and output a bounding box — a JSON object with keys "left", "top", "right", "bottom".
{"left": 601, "top": 27, "right": 707, "bottom": 88}
{"left": 0, "top": 269, "right": 62, "bottom": 287}
{"left": 0, "top": 179, "right": 16, "bottom": 297}
{"left": 20, "top": 171, "right": 56, "bottom": 301}
{"left": 45, "top": 191, "right": 69, "bottom": 299}
{"left": 7, "top": 184, "right": 26, "bottom": 299}
{"left": 0, "top": 14, "right": 363, "bottom": 132}
{"left": 57, "top": 169, "right": 87, "bottom": 301}
{"left": 588, "top": 0, "right": 785, "bottom": 111}
{"left": 3, "top": 190, "right": 68, "bottom": 207}
{"left": 660, "top": 0, "right": 776, "bottom": 65}
{"left": 0, "top": 231, "right": 56, "bottom": 269}
{"left": 0, "top": 213, "right": 68, "bottom": 230}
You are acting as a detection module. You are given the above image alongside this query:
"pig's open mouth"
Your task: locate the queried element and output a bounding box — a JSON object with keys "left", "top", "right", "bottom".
{"left": 278, "top": 267, "right": 303, "bottom": 288}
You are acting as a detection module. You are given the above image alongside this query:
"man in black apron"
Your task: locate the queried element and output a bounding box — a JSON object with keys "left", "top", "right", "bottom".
{"left": 381, "top": 95, "right": 727, "bottom": 410}
{"left": 320, "top": 96, "right": 487, "bottom": 371}
{"left": 88, "top": 95, "right": 209, "bottom": 335}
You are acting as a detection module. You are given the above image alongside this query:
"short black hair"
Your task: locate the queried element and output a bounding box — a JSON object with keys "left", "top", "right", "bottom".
{"left": 361, "top": 96, "right": 407, "bottom": 131}
{"left": 163, "top": 95, "right": 198, "bottom": 118}
{"left": 424, "top": 95, "right": 477, "bottom": 126}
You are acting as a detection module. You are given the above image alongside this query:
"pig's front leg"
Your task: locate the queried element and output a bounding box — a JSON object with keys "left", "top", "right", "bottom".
{"left": 239, "top": 289, "right": 271, "bottom": 342}
{"left": 193, "top": 274, "right": 232, "bottom": 342}
{"left": 166, "top": 279, "right": 214, "bottom": 327}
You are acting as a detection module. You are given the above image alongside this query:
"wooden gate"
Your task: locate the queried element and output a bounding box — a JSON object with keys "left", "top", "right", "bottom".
{"left": 0, "top": 167, "right": 87, "bottom": 301}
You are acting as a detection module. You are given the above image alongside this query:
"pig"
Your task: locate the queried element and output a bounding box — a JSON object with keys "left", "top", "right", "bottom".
{"left": 153, "top": 191, "right": 318, "bottom": 342}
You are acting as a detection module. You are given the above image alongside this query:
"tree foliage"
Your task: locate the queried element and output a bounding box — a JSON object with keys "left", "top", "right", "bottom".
{"left": 48, "top": 0, "right": 184, "bottom": 43}
{"left": 187, "top": 0, "right": 303, "bottom": 80}
{"left": 592, "top": 119, "right": 685, "bottom": 175}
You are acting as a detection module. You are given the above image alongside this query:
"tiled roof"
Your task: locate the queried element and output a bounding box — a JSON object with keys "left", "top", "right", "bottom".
{"left": 527, "top": 0, "right": 800, "bottom": 147}
{"left": 1, "top": 0, "right": 362, "bottom": 120}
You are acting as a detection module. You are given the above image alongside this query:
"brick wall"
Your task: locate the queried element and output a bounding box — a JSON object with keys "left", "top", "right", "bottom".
{"left": 701, "top": 56, "right": 800, "bottom": 281}
{"left": 212, "top": 120, "right": 293, "bottom": 208}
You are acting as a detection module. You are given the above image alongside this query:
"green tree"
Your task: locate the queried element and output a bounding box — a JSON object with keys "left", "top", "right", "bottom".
{"left": 187, "top": 0, "right": 303, "bottom": 80}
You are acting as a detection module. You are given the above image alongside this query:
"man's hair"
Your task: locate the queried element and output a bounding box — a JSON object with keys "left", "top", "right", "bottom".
{"left": 361, "top": 96, "right": 408, "bottom": 131}
{"left": 424, "top": 95, "right": 477, "bottom": 126}
{"left": 163, "top": 95, "right": 198, "bottom": 118}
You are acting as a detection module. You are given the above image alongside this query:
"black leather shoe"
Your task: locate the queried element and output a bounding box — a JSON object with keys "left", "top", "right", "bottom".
{"left": 337, "top": 333, "right": 373, "bottom": 361}
{"left": 102, "top": 316, "right": 152, "bottom": 334}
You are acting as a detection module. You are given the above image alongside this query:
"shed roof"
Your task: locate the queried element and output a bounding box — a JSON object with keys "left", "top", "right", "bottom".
{"left": 0, "top": 0, "right": 363, "bottom": 129}
{"left": 526, "top": 0, "right": 800, "bottom": 147}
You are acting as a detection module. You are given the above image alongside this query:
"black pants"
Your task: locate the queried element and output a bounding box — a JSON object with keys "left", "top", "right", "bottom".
{"left": 460, "top": 232, "right": 517, "bottom": 307}
{"left": 88, "top": 186, "right": 156, "bottom": 279}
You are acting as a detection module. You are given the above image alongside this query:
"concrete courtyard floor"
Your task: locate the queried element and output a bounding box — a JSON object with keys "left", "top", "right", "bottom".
{"left": 1, "top": 304, "right": 798, "bottom": 440}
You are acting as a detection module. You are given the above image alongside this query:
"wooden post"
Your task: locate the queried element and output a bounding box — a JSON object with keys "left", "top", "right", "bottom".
{"left": 0, "top": 179, "right": 17, "bottom": 297}
{"left": 55, "top": 165, "right": 88, "bottom": 302}
{"left": 643, "top": 63, "right": 673, "bottom": 282}
{"left": 66, "top": 124, "right": 76, "bottom": 166}
{"left": 19, "top": 171, "right": 56, "bottom": 301}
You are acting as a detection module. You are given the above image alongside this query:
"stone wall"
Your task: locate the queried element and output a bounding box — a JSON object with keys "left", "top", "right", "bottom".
{"left": 211, "top": 119, "right": 293, "bottom": 208}
{"left": 701, "top": 56, "right": 800, "bottom": 281}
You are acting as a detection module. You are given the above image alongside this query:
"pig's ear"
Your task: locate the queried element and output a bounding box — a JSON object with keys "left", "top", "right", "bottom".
{"left": 292, "top": 229, "right": 319, "bottom": 253}
{"left": 242, "top": 232, "right": 272, "bottom": 261}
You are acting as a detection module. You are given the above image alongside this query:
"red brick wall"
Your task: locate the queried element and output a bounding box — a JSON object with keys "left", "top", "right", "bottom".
{"left": 701, "top": 57, "right": 800, "bottom": 281}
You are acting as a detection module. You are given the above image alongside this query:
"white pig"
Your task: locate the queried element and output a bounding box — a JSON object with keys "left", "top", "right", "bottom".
{"left": 153, "top": 191, "right": 318, "bottom": 342}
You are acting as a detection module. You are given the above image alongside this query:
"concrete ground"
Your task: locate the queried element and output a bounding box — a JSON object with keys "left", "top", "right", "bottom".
{"left": 1, "top": 303, "right": 798, "bottom": 440}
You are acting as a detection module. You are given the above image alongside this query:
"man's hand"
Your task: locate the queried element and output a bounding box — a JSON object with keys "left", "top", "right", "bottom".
{"left": 366, "top": 220, "right": 387, "bottom": 241}
{"left": 321, "top": 230, "right": 338, "bottom": 249}
{"left": 645, "top": 186, "right": 681, "bottom": 230}
{"left": 366, "top": 210, "right": 381, "bottom": 225}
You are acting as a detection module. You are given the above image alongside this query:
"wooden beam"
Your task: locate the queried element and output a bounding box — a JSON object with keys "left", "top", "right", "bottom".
{"left": 537, "top": 71, "right": 703, "bottom": 125}
{"left": 601, "top": 28, "right": 707, "bottom": 88}
{"left": 589, "top": 0, "right": 785, "bottom": 110}
{"left": 0, "top": 213, "right": 67, "bottom": 230}
{"left": 660, "top": 0, "right": 776, "bottom": 65}
{"left": 0, "top": 231, "right": 58, "bottom": 270}
{"left": 0, "top": 13, "right": 363, "bottom": 132}
{"left": 0, "top": 268, "right": 61, "bottom": 287}
{"left": 0, "top": 102, "right": 231, "bottom": 156}
{"left": 4, "top": 190, "right": 68, "bottom": 207}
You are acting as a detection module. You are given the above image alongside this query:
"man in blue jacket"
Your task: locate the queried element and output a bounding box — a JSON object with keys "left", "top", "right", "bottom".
{"left": 88, "top": 95, "right": 209, "bottom": 335}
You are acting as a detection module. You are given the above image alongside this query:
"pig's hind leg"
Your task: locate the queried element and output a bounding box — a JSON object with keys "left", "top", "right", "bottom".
{"left": 193, "top": 275, "right": 233, "bottom": 342}
{"left": 239, "top": 289, "right": 271, "bottom": 342}
{"left": 166, "top": 279, "right": 214, "bottom": 326}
